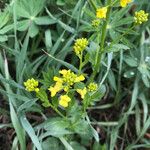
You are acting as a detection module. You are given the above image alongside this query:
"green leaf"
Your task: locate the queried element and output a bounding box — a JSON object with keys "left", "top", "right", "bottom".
{"left": 0, "top": 35, "right": 8, "bottom": 42}
{"left": 0, "top": 24, "right": 13, "bottom": 34}
{"left": 20, "top": 115, "right": 42, "bottom": 150}
{"left": 17, "top": 20, "right": 30, "bottom": 31}
{"left": 10, "top": 102, "right": 26, "bottom": 150}
{"left": 124, "top": 56, "right": 138, "bottom": 67}
{"left": 0, "top": 9, "right": 10, "bottom": 29}
{"left": 28, "top": 22, "right": 39, "bottom": 37}
{"left": 36, "top": 89, "right": 51, "bottom": 107}
{"left": 42, "top": 137, "right": 63, "bottom": 150}
{"left": 44, "top": 117, "right": 70, "bottom": 132}
{"left": 87, "top": 41, "right": 99, "bottom": 66}
{"left": 46, "top": 8, "right": 75, "bottom": 33}
{"left": 16, "top": 32, "right": 29, "bottom": 81}
{"left": 90, "top": 85, "right": 106, "bottom": 104}
{"left": 57, "top": 0, "right": 66, "bottom": 6}
{"left": 45, "top": 29, "right": 52, "bottom": 50}
{"left": 70, "top": 141, "right": 86, "bottom": 150}
{"left": 35, "top": 16, "right": 57, "bottom": 25}
{"left": 107, "top": 44, "right": 130, "bottom": 52}
{"left": 108, "top": 70, "right": 117, "bottom": 91}
{"left": 16, "top": 0, "right": 45, "bottom": 18}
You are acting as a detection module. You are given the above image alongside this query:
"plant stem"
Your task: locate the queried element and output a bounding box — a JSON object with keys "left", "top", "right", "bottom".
{"left": 114, "top": 50, "right": 123, "bottom": 105}
{"left": 89, "top": 0, "right": 112, "bottom": 82}
{"left": 50, "top": 103, "right": 66, "bottom": 119}
{"left": 78, "top": 52, "right": 83, "bottom": 74}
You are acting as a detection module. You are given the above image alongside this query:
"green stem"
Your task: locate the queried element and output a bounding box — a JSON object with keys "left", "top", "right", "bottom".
{"left": 50, "top": 103, "right": 66, "bottom": 119}
{"left": 89, "top": 0, "right": 112, "bottom": 82}
{"left": 78, "top": 52, "right": 83, "bottom": 74}
{"left": 114, "top": 50, "right": 123, "bottom": 105}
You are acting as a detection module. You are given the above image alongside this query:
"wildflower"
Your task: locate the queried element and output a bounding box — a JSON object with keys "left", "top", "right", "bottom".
{"left": 59, "top": 69, "right": 68, "bottom": 76}
{"left": 53, "top": 76, "right": 63, "bottom": 82}
{"left": 60, "top": 69, "right": 85, "bottom": 86}
{"left": 134, "top": 10, "right": 149, "bottom": 24}
{"left": 77, "top": 87, "right": 87, "bottom": 99}
{"left": 75, "top": 75, "right": 85, "bottom": 82}
{"left": 59, "top": 95, "right": 71, "bottom": 107}
{"left": 120, "top": 0, "right": 132, "bottom": 7}
{"left": 88, "top": 82, "right": 98, "bottom": 92}
{"left": 24, "top": 78, "right": 39, "bottom": 92}
{"left": 96, "top": 7, "right": 107, "bottom": 19}
{"left": 92, "top": 19, "right": 100, "bottom": 27}
{"left": 73, "top": 38, "right": 88, "bottom": 56}
{"left": 49, "top": 69, "right": 85, "bottom": 96}
{"left": 48, "top": 81, "right": 63, "bottom": 97}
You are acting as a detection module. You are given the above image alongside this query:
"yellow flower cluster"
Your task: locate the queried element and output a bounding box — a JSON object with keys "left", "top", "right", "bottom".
{"left": 73, "top": 38, "right": 88, "bottom": 56}
{"left": 48, "top": 69, "right": 85, "bottom": 107}
{"left": 92, "top": 19, "right": 100, "bottom": 28}
{"left": 134, "top": 10, "right": 149, "bottom": 24}
{"left": 59, "top": 95, "right": 71, "bottom": 107}
{"left": 24, "top": 78, "right": 39, "bottom": 92}
{"left": 48, "top": 80, "right": 63, "bottom": 97}
{"left": 96, "top": 7, "right": 107, "bottom": 19}
{"left": 77, "top": 87, "right": 87, "bottom": 99}
{"left": 88, "top": 82, "right": 98, "bottom": 92}
{"left": 120, "top": 0, "right": 132, "bottom": 7}
{"left": 76, "top": 82, "right": 98, "bottom": 100}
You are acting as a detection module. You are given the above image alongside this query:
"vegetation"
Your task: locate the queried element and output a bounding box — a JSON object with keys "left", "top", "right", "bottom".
{"left": 0, "top": 0, "right": 150, "bottom": 149}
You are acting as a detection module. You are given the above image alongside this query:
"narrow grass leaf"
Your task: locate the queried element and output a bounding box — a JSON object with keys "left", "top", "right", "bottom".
{"left": 20, "top": 115, "right": 42, "bottom": 150}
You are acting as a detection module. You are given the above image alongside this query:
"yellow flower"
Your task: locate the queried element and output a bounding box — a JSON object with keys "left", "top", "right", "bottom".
{"left": 120, "top": 0, "right": 132, "bottom": 7}
{"left": 92, "top": 19, "right": 100, "bottom": 27}
{"left": 48, "top": 81, "right": 63, "bottom": 97}
{"left": 59, "top": 95, "right": 71, "bottom": 107}
{"left": 96, "top": 7, "right": 107, "bottom": 19}
{"left": 134, "top": 10, "right": 149, "bottom": 24}
{"left": 73, "top": 38, "right": 88, "bottom": 55}
{"left": 75, "top": 75, "right": 85, "bottom": 82}
{"left": 24, "top": 78, "right": 39, "bottom": 92}
{"left": 49, "top": 69, "right": 85, "bottom": 95}
{"left": 77, "top": 87, "right": 87, "bottom": 99}
{"left": 62, "top": 70, "right": 77, "bottom": 86}
{"left": 59, "top": 69, "right": 68, "bottom": 76}
{"left": 88, "top": 82, "right": 98, "bottom": 92}
{"left": 53, "top": 76, "right": 63, "bottom": 82}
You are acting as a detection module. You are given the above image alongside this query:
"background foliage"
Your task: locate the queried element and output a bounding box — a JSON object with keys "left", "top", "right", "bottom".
{"left": 0, "top": 0, "right": 150, "bottom": 150}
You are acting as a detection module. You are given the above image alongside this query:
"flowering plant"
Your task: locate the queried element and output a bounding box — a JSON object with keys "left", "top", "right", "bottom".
{"left": 0, "top": 0, "right": 149, "bottom": 149}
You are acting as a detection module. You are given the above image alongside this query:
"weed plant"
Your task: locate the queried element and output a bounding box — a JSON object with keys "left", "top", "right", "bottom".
{"left": 0, "top": 0, "right": 150, "bottom": 149}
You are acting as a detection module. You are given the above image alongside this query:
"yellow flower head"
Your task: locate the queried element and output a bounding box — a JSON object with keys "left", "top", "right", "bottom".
{"left": 59, "top": 95, "right": 71, "bottom": 107}
{"left": 88, "top": 82, "right": 98, "bottom": 92}
{"left": 77, "top": 87, "right": 87, "bottom": 99}
{"left": 24, "top": 78, "right": 39, "bottom": 92}
{"left": 49, "top": 69, "right": 85, "bottom": 96}
{"left": 120, "top": 0, "right": 132, "bottom": 7}
{"left": 96, "top": 7, "right": 107, "bottom": 19}
{"left": 73, "top": 38, "right": 88, "bottom": 55}
{"left": 134, "top": 10, "right": 149, "bottom": 24}
{"left": 92, "top": 19, "right": 100, "bottom": 28}
{"left": 62, "top": 70, "right": 77, "bottom": 86}
{"left": 75, "top": 75, "right": 85, "bottom": 82}
{"left": 59, "top": 69, "right": 68, "bottom": 76}
{"left": 53, "top": 76, "right": 63, "bottom": 82}
{"left": 48, "top": 81, "right": 63, "bottom": 97}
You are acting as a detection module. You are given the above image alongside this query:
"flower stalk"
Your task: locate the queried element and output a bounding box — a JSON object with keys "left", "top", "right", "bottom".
{"left": 90, "top": 0, "right": 112, "bottom": 82}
